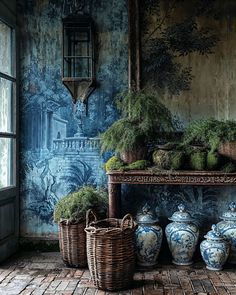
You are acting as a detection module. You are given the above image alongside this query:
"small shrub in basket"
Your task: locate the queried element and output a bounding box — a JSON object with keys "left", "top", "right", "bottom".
{"left": 54, "top": 186, "right": 108, "bottom": 267}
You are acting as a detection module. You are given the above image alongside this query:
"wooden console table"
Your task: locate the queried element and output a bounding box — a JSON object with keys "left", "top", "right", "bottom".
{"left": 107, "top": 170, "right": 236, "bottom": 218}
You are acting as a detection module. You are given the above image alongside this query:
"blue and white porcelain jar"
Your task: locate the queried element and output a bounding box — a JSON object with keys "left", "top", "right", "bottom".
{"left": 200, "top": 224, "right": 230, "bottom": 271}
{"left": 217, "top": 201, "right": 236, "bottom": 264}
{"left": 165, "top": 204, "right": 199, "bottom": 265}
{"left": 135, "top": 204, "right": 163, "bottom": 267}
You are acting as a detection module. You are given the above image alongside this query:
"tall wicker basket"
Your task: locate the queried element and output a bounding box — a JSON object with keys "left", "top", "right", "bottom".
{"left": 85, "top": 210, "right": 136, "bottom": 291}
{"left": 58, "top": 220, "right": 87, "bottom": 268}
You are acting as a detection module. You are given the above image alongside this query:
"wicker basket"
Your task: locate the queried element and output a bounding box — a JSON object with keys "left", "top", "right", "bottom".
{"left": 58, "top": 220, "right": 87, "bottom": 268}
{"left": 85, "top": 210, "right": 136, "bottom": 291}
{"left": 218, "top": 141, "right": 236, "bottom": 161}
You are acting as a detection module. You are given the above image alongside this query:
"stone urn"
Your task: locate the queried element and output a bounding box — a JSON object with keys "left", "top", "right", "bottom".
{"left": 135, "top": 204, "right": 163, "bottom": 267}
{"left": 165, "top": 204, "right": 199, "bottom": 265}
{"left": 200, "top": 224, "right": 230, "bottom": 271}
{"left": 217, "top": 201, "right": 236, "bottom": 264}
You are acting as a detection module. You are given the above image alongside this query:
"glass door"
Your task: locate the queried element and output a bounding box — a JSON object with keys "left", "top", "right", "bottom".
{"left": 0, "top": 18, "right": 19, "bottom": 262}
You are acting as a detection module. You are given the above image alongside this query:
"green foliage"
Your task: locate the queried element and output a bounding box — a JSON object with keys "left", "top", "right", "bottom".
{"left": 100, "top": 90, "right": 174, "bottom": 154}
{"left": 222, "top": 162, "right": 236, "bottom": 173}
{"left": 183, "top": 119, "right": 236, "bottom": 152}
{"left": 54, "top": 186, "right": 108, "bottom": 223}
{"left": 104, "top": 157, "right": 150, "bottom": 172}
{"left": 100, "top": 118, "right": 145, "bottom": 154}
{"left": 153, "top": 149, "right": 172, "bottom": 169}
{"left": 190, "top": 151, "right": 206, "bottom": 170}
{"left": 126, "top": 160, "right": 150, "bottom": 170}
{"left": 206, "top": 151, "right": 220, "bottom": 170}
{"left": 116, "top": 90, "right": 174, "bottom": 133}
{"left": 104, "top": 156, "right": 125, "bottom": 172}
{"left": 170, "top": 151, "right": 185, "bottom": 170}
{"left": 142, "top": 0, "right": 219, "bottom": 95}
{"left": 152, "top": 149, "right": 185, "bottom": 170}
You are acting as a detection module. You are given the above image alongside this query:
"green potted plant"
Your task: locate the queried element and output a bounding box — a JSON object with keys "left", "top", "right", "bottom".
{"left": 100, "top": 90, "right": 174, "bottom": 163}
{"left": 182, "top": 118, "right": 236, "bottom": 170}
{"left": 54, "top": 186, "right": 108, "bottom": 267}
{"left": 183, "top": 119, "right": 236, "bottom": 152}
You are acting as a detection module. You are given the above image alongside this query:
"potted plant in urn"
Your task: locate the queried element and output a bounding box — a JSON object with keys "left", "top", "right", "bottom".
{"left": 100, "top": 90, "right": 175, "bottom": 163}
{"left": 54, "top": 186, "right": 108, "bottom": 267}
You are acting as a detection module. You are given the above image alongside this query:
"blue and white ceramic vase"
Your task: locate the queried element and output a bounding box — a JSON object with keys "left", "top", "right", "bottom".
{"left": 135, "top": 204, "right": 163, "bottom": 267}
{"left": 165, "top": 204, "right": 199, "bottom": 265}
{"left": 217, "top": 201, "right": 236, "bottom": 264}
{"left": 200, "top": 224, "right": 230, "bottom": 271}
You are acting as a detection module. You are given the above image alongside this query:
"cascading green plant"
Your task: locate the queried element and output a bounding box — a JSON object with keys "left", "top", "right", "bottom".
{"left": 183, "top": 118, "right": 236, "bottom": 153}
{"left": 100, "top": 90, "right": 175, "bottom": 155}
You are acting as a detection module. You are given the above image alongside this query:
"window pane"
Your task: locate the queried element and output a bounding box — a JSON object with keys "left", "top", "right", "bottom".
{"left": 64, "top": 29, "right": 90, "bottom": 57}
{"left": 0, "top": 138, "right": 15, "bottom": 188}
{"left": 74, "top": 31, "right": 90, "bottom": 56}
{"left": 75, "top": 58, "right": 91, "bottom": 77}
{"left": 0, "top": 20, "right": 12, "bottom": 76}
{"left": 0, "top": 78, "right": 14, "bottom": 133}
{"left": 64, "top": 57, "right": 91, "bottom": 77}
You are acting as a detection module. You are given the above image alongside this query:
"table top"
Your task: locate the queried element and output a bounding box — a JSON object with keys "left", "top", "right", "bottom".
{"left": 107, "top": 170, "right": 236, "bottom": 185}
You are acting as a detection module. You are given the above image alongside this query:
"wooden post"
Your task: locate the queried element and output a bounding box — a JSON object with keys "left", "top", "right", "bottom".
{"left": 128, "top": 0, "right": 141, "bottom": 91}
{"left": 108, "top": 182, "right": 121, "bottom": 218}
{"left": 107, "top": 1, "right": 141, "bottom": 218}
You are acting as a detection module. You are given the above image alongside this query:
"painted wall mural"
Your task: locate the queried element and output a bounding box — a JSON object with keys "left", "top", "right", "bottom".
{"left": 18, "top": 0, "right": 128, "bottom": 238}
{"left": 140, "top": 0, "right": 236, "bottom": 125}
{"left": 18, "top": 0, "right": 236, "bottom": 240}
{"left": 122, "top": 185, "right": 236, "bottom": 235}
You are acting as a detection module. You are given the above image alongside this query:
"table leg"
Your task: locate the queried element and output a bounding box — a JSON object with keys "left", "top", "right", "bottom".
{"left": 108, "top": 183, "right": 121, "bottom": 218}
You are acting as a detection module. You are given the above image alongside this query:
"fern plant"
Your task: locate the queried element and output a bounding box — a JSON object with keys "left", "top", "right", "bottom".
{"left": 183, "top": 118, "right": 236, "bottom": 152}
{"left": 100, "top": 90, "right": 174, "bottom": 155}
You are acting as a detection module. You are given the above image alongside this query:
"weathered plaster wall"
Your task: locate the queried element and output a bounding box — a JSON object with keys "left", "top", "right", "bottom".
{"left": 18, "top": 0, "right": 128, "bottom": 238}
{"left": 19, "top": 0, "right": 236, "bottom": 241}
{"left": 0, "top": 0, "right": 16, "bottom": 25}
{"left": 141, "top": 0, "right": 236, "bottom": 126}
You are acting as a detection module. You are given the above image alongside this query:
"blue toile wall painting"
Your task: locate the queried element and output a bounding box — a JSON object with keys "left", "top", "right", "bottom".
{"left": 18, "top": 0, "right": 128, "bottom": 238}
{"left": 18, "top": 0, "right": 236, "bottom": 239}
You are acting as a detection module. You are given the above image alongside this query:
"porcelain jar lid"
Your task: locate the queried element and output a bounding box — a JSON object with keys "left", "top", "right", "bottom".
{"left": 204, "top": 224, "right": 227, "bottom": 241}
{"left": 168, "top": 204, "right": 194, "bottom": 222}
{"left": 136, "top": 203, "right": 159, "bottom": 224}
{"left": 220, "top": 202, "right": 236, "bottom": 221}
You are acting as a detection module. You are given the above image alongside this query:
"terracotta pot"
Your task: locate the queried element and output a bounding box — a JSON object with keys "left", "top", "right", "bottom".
{"left": 218, "top": 141, "right": 236, "bottom": 161}
{"left": 120, "top": 144, "right": 147, "bottom": 164}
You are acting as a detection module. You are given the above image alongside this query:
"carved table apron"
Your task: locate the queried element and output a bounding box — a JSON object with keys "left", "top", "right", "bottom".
{"left": 107, "top": 170, "right": 236, "bottom": 218}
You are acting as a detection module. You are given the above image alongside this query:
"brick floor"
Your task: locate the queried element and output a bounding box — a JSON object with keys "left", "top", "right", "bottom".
{"left": 0, "top": 252, "right": 235, "bottom": 295}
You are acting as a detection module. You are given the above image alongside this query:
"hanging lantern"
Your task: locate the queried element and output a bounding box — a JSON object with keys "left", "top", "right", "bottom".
{"left": 62, "top": 12, "right": 96, "bottom": 104}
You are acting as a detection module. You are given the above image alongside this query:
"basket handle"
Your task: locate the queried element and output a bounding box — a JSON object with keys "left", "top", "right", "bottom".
{"left": 86, "top": 209, "right": 97, "bottom": 227}
{"left": 121, "top": 213, "right": 134, "bottom": 229}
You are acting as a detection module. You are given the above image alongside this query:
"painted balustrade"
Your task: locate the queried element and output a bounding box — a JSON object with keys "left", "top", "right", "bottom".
{"left": 53, "top": 137, "right": 100, "bottom": 154}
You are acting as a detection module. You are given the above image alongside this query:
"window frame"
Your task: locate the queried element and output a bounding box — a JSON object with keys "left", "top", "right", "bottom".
{"left": 0, "top": 17, "right": 18, "bottom": 193}
{"left": 0, "top": 0, "right": 19, "bottom": 263}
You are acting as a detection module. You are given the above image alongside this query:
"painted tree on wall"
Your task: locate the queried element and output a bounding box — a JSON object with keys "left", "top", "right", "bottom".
{"left": 141, "top": 0, "right": 219, "bottom": 94}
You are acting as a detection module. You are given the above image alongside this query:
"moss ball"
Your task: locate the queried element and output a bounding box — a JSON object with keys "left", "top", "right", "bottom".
{"left": 104, "top": 156, "right": 125, "bottom": 172}
{"left": 190, "top": 151, "right": 206, "bottom": 170}
{"left": 170, "top": 151, "right": 185, "bottom": 170}
{"left": 207, "top": 151, "right": 220, "bottom": 170}
{"left": 126, "top": 160, "right": 150, "bottom": 170}
{"left": 152, "top": 150, "right": 171, "bottom": 170}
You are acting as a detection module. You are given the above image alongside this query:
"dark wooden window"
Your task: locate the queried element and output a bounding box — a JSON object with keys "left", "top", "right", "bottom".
{"left": 0, "top": 9, "right": 19, "bottom": 262}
